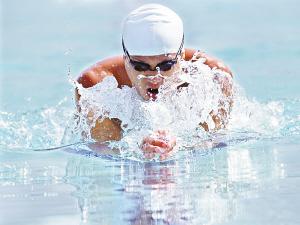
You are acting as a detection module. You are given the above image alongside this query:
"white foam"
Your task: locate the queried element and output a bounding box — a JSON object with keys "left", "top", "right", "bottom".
{"left": 72, "top": 59, "right": 234, "bottom": 157}
{"left": 0, "top": 59, "right": 292, "bottom": 155}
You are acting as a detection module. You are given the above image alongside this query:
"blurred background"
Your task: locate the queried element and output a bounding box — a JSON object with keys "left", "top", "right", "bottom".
{"left": 1, "top": 0, "right": 300, "bottom": 112}
{"left": 1, "top": 1, "right": 300, "bottom": 225}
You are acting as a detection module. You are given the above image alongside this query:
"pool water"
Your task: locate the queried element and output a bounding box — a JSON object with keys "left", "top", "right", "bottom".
{"left": 1, "top": 0, "right": 300, "bottom": 224}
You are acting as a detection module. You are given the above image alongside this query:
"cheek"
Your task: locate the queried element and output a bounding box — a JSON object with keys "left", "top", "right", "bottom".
{"left": 125, "top": 63, "right": 137, "bottom": 82}
{"left": 161, "top": 65, "right": 181, "bottom": 77}
{"left": 125, "top": 66, "right": 144, "bottom": 88}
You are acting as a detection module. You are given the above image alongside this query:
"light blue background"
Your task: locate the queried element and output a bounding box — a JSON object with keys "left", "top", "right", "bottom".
{"left": 1, "top": 1, "right": 300, "bottom": 225}
{"left": 1, "top": 0, "right": 300, "bottom": 112}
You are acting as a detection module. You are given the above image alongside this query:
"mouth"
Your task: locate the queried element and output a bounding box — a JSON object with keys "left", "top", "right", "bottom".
{"left": 147, "top": 88, "right": 159, "bottom": 100}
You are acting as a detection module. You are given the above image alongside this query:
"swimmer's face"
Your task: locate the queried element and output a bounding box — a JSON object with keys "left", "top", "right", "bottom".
{"left": 124, "top": 53, "right": 183, "bottom": 100}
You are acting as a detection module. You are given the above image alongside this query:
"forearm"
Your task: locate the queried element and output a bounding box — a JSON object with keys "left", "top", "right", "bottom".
{"left": 199, "top": 107, "right": 231, "bottom": 132}
{"left": 90, "top": 117, "right": 122, "bottom": 142}
{"left": 75, "top": 89, "right": 122, "bottom": 142}
{"left": 200, "top": 71, "right": 234, "bottom": 131}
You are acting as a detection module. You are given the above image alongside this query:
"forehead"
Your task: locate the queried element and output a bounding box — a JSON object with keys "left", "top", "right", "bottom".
{"left": 131, "top": 53, "right": 176, "bottom": 62}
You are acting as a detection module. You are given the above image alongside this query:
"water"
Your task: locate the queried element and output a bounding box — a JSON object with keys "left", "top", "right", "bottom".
{"left": 1, "top": 0, "right": 300, "bottom": 224}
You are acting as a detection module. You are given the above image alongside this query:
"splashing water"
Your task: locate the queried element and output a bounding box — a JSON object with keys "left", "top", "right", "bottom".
{"left": 0, "top": 98, "right": 73, "bottom": 150}
{"left": 1, "top": 59, "right": 299, "bottom": 159}
{"left": 61, "top": 59, "right": 296, "bottom": 159}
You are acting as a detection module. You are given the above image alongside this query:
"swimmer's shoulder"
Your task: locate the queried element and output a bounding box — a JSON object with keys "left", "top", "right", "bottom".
{"left": 184, "top": 48, "right": 197, "bottom": 61}
{"left": 78, "top": 56, "right": 132, "bottom": 88}
{"left": 184, "top": 48, "right": 233, "bottom": 77}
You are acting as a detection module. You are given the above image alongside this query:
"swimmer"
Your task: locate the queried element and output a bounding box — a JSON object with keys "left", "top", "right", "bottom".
{"left": 76, "top": 4, "right": 233, "bottom": 160}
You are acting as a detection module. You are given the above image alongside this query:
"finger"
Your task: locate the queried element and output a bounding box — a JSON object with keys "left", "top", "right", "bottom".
{"left": 151, "top": 139, "right": 169, "bottom": 148}
{"left": 148, "top": 145, "right": 166, "bottom": 154}
{"left": 141, "top": 143, "right": 152, "bottom": 152}
{"left": 142, "top": 136, "right": 155, "bottom": 145}
{"left": 169, "top": 138, "right": 177, "bottom": 148}
{"left": 142, "top": 143, "right": 163, "bottom": 154}
{"left": 143, "top": 136, "right": 169, "bottom": 148}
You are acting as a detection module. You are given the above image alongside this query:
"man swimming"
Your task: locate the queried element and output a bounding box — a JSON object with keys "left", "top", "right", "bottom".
{"left": 76, "top": 4, "right": 233, "bottom": 160}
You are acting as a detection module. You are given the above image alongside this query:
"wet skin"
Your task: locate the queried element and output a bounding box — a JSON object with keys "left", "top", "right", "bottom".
{"left": 124, "top": 52, "right": 181, "bottom": 100}
{"left": 76, "top": 48, "right": 233, "bottom": 160}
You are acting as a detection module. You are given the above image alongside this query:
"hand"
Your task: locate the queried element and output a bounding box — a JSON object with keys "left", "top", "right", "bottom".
{"left": 141, "top": 130, "right": 177, "bottom": 160}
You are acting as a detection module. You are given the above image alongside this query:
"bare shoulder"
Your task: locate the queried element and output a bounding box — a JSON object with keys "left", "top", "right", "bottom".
{"left": 184, "top": 48, "right": 233, "bottom": 77}
{"left": 77, "top": 56, "right": 131, "bottom": 88}
{"left": 184, "top": 48, "right": 197, "bottom": 60}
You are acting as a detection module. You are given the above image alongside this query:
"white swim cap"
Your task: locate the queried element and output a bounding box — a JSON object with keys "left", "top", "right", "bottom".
{"left": 122, "top": 4, "right": 184, "bottom": 56}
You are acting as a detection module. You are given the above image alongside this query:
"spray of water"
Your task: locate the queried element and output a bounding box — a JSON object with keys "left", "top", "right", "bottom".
{"left": 1, "top": 59, "right": 299, "bottom": 157}
{"left": 61, "top": 59, "right": 287, "bottom": 160}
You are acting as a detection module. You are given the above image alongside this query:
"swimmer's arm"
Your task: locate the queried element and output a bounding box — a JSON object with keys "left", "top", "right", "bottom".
{"left": 182, "top": 47, "right": 234, "bottom": 126}
{"left": 75, "top": 88, "right": 123, "bottom": 142}
{"left": 199, "top": 107, "right": 232, "bottom": 131}
{"left": 184, "top": 49, "right": 234, "bottom": 131}
{"left": 185, "top": 48, "right": 233, "bottom": 76}
{"left": 89, "top": 116, "right": 123, "bottom": 142}
{"left": 75, "top": 59, "right": 124, "bottom": 142}
{"left": 199, "top": 67, "right": 233, "bottom": 131}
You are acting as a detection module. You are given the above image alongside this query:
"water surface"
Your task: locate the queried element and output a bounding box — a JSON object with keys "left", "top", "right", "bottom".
{"left": 1, "top": 0, "right": 300, "bottom": 224}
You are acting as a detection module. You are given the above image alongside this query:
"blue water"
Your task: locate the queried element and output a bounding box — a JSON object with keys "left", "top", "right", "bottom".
{"left": 1, "top": 0, "right": 300, "bottom": 224}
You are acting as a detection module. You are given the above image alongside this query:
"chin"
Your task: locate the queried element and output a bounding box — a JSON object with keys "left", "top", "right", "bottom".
{"left": 135, "top": 88, "right": 148, "bottom": 100}
{"left": 142, "top": 93, "right": 150, "bottom": 101}
{"left": 139, "top": 90, "right": 155, "bottom": 101}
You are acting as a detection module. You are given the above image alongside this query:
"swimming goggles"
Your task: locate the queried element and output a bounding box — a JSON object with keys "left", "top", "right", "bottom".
{"left": 122, "top": 35, "right": 184, "bottom": 72}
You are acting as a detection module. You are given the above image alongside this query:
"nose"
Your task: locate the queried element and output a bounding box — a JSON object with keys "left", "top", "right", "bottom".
{"left": 146, "top": 74, "right": 164, "bottom": 86}
{"left": 144, "top": 69, "right": 159, "bottom": 76}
